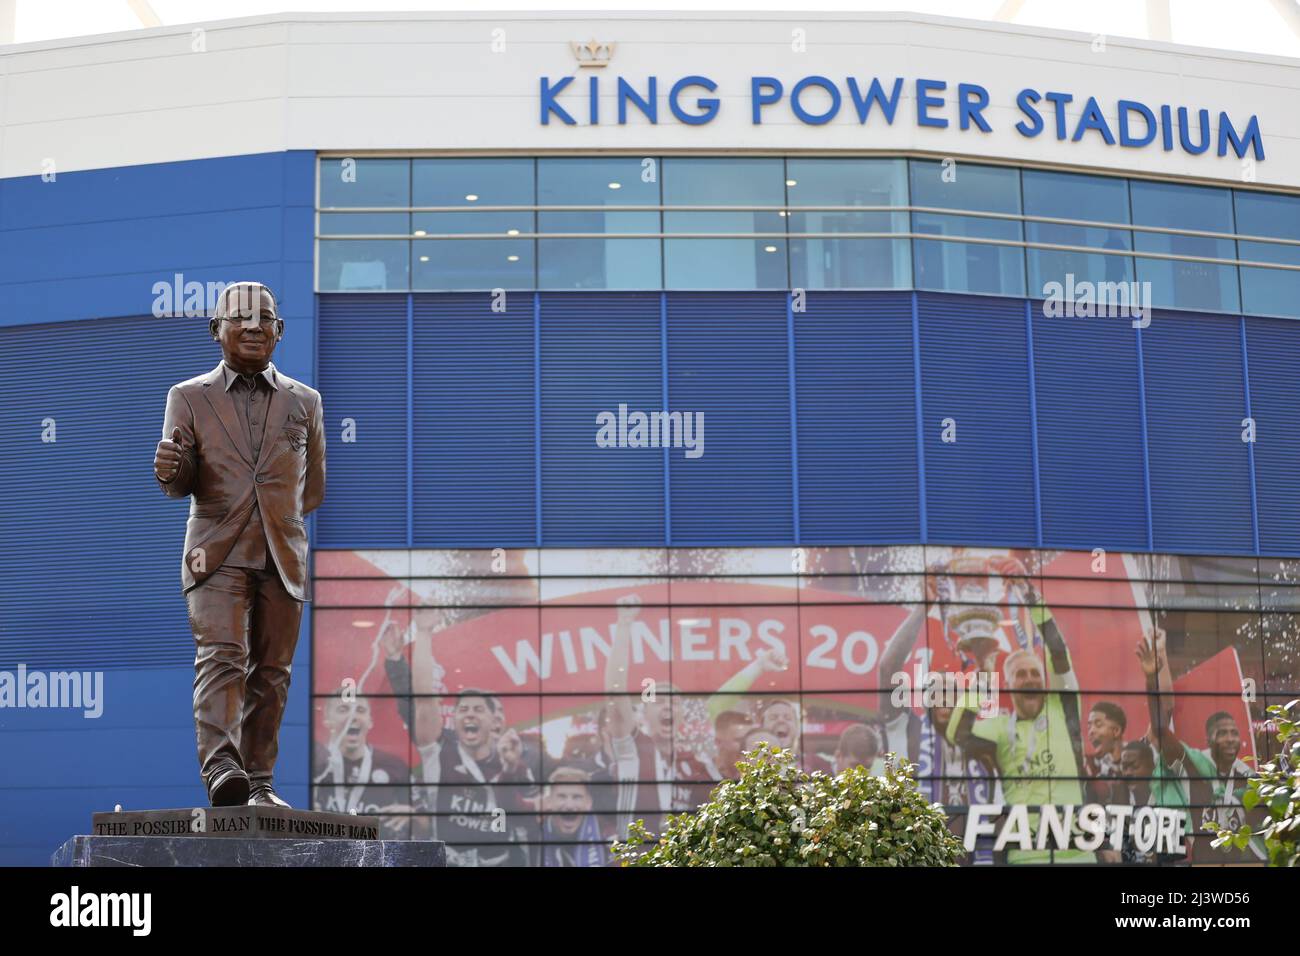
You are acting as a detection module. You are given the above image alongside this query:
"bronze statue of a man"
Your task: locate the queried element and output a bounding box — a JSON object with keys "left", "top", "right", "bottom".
{"left": 153, "top": 282, "right": 326, "bottom": 808}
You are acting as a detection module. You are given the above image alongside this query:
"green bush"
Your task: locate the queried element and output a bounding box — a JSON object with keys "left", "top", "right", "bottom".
{"left": 1213, "top": 698, "right": 1300, "bottom": 867}
{"left": 611, "top": 743, "right": 963, "bottom": 867}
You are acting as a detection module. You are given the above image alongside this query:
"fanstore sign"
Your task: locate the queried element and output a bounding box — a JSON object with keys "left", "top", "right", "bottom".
{"left": 964, "top": 804, "right": 1188, "bottom": 854}
{"left": 538, "top": 75, "right": 1266, "bottom": 160}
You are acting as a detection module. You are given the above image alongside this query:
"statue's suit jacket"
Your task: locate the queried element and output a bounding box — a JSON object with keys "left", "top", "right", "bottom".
{"left": 158, "top": 361, "right": 326, "bottom": 601}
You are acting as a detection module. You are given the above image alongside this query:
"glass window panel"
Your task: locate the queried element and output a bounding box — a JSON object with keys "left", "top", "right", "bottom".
{"left": 319, "top": 158, "right": 409, "bottom": 208}
{"left": 412, "top": 211, "right": 534, "bottom": 236}
{"left": 538, "top": 156, "right": 659, "bottom": 205}
{"left": 912, "top": 225, "right": 1024, "bottom": 295}
{"left": 538, "top": 211, "right": 661, "bottom": 288}
{"left": 1131, "top": 181, "right": 1238, "bottom": 313}
{"left": 910, "top": 159, "right": 1020, "bottom": 214}
{"left": 786, "top": 158, "right": 908, "bottom": 208}
{"left": 1023, "top": 170, "right": 1133, "bottom": 296}
{"left": 538, "top": 239, "right": 660, "bottom": 289}
{"left": 412, "top": 158, "right": 534, "bottom": 207}
{"left": 318, "top": 239, "right": 408, "bottom": 291}
{"left": 412, "top": 239, "right": 533, "bottom": 290}
{"left": 318, "top": 212, "right": 410, "bottom": 236}
{"left": 663, "top": 239, "right": 787, "bottom": 289}
{"left": 662, "top": 158, "right": 785, "bottom": 206}
{"left": 539, "top": 210, "right": 658, "bottom": 235}
{"left": 786, "top": 159, "right": 909, "bottom": 289}
{"left": 910, "top": 160, "right": 1024, "bottom": 296}
{"left": 790, "top": 239, "right": 911, "bottom": 289}
{"left": 663, "top": 209, "right": 784, "bottom": 236}
{"left": 1235, "top": 191, "right": 1300, "bottom": 319}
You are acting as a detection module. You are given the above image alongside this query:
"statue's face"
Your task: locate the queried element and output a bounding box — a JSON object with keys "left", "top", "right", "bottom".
{"left": 210, "top": 286, "right": 281, "bottom": 370}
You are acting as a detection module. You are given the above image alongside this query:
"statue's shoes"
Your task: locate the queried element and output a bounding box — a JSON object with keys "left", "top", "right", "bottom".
{"left": 210, "top": 768, "right": 250, "bottom": 807}
{"left": 248, "top": 783, "right": 291, "bottom": 808}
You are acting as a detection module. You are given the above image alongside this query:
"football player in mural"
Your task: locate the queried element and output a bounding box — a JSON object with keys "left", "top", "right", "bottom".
{"left": 944, "top": 566, "right": 1093, "bottom": 864}
{"left": 876, "top": 602, "right": 1000, "bottom": 810}
{"left": 1144, "top": 628, "right": 1266, "bottom": 863}
{"left": 705, "top": 647, "right": 803, "bottom": 764}
{"left": 1083, "top": 701, "right": 1129, "bottom": 803}
{"left": 701, "top": 710, "right": 754, "bottom": 780}
{"left": 382, "top": 620, "right": 540, "bottom": 866}
{"left": 539, "top": 767, "right": 610, "bottom": 867}
{"left": 311, "top": 690, "right": 413, "bottom": 839}
{"left": 1092, "top": 631, "right": 1189, "bottom": 864}
{"left": 831, "top": 723, "right": 886, "bottom": 775}
{"left": 603, "top": 595, "right": 713, "bottom": 838}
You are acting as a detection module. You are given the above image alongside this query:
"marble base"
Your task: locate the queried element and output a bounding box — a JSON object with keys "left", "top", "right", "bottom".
{"left": 53, "top": 834, "right": 446, "bottom": 867}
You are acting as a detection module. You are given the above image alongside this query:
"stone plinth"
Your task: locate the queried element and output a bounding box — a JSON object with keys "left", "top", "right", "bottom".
{"left": 52, "top": 807, "right": 444, "bottom": 867}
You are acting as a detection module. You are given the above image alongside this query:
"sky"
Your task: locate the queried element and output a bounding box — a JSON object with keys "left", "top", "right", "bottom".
{"left": 4, "top": 0, "right": 1300, "bottom": 59}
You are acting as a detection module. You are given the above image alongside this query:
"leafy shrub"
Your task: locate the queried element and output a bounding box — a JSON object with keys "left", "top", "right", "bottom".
{"left": 611, "top": 743, "right": 963, "bottom": 867}
{"left": 1213, "top": 698, "right": 1300, "bottom": 867}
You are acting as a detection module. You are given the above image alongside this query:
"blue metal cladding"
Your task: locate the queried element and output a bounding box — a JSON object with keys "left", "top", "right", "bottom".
{"left": 0, "top": 152, "right": 317, "bottom": 329}
{"left": 412, "top": 293, "right": 536, "bottom": 546}
{"left": 917, "top": 293, "right": 1037, "bottom": 545}
{"left": 313, "top": 290, "right": 1293, "bottom": 558}
{"left": 666, "top": 292, "right": 794, "bottom": 544}
{"left": 316, "top": 294, "right": 409, "bottom": 547}
{"left": 0, "top": 315, "right": 218, "bottom": 669}
{"left": 1245, "top": 316, "right": 1300, "bottom": 554}
{"left": 1030, "top": 305, "right": 1149, "bottom": 550}
{"left": 795, "top": 291, "right": 921, "bottom": 543}
{"left": 539, "top": 293, "right": 666, "bottom": 544}
{"left": 1142, "top": 310, "right": 1254, "bottom": 553}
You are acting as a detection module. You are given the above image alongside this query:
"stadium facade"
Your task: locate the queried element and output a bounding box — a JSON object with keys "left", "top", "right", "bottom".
{"left": 2, "top": 12, "right": 1299, "bottom": 866}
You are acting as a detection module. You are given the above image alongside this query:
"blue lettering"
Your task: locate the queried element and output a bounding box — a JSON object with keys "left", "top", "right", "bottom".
{"left": 1178, "top": 107, "right": 1210, "bottom": 155}
{"left": 846, "top": 77, "right": 903, "bottom": 124}
{"left": 791, "top": 75, "right": 841, "bottom": 125}
{"left": 1072, "top": 95, "right": 1115, "bottom": 144}
{"left": 916, "top": 78, "right": 947, "bottom": 128}
{"left": 617, "top": 77, "right": 658, "bottom": 124}
{"left": 540, "top": 76, "right": 576, "bottom": 125}
{"left": 1218, "top": 112, "right": 1264, "bottom": 160}
{"left": 670, "top": 75, "right": 719, "bottom": 125}
{"left": 1117, "top": 99, "right": 1156, "bottom": 147}
{"left": 957, "top": 82, "right": 991, "bottom": 132}
{"left": 751, "top": 76, "right": 782, "bottom": 125}
{"left": 1044, "top": 91, "right": 1073, "bottom": 139}
{"left": 1015, "top": 88, "right": 1044, "bottom": 137}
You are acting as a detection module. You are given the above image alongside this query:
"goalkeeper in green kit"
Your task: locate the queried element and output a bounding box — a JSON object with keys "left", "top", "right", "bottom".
{"left": 945, "top": 569, "right": 1093, "bottom": 864}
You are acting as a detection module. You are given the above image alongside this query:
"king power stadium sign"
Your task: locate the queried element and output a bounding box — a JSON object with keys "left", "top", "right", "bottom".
{"left": 538, "top": 74, "right": 1266, "bottom": 161}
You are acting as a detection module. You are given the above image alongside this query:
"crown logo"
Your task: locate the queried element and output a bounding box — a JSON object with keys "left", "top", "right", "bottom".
{"left": 571, "top": 39, "right": 614, "bottom": 67}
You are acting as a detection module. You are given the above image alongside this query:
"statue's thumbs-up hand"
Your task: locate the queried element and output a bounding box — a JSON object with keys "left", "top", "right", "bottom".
{"left": 155, "top": 426, "right": 185, "bottom": 482}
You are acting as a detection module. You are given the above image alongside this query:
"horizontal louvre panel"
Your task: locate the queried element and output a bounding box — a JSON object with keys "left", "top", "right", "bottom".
{"left": 1143, "top": 311, "right": 1253, "bottom": 553}
{"left": 317, "top": 294, "right": 409, "bottom": 547}
{"left": 1031, "top": 304, "right": 1149, "bottom": 550}
{"left": 667, "top": 292, "right": 793, "bottom": 544}
{"left": 413, "top": 293, "right": 536, "bottom": 546}
{"left": 1245, "top": 316, "right": 1300, "bottom": 554}
{"left": 795, "top": 291, "right": 920, "bottom": 543}
{"left": 306, "top": 291, "right": 1297, "bottom": 558}
{"left": 0, "top": 316, "right": 217, "bottom": 669}
{"left": 918, "top": 293, "right": 1036, "bottom": 546}
{"left": 540, "top": 293, "right": 665, "bottom": 544}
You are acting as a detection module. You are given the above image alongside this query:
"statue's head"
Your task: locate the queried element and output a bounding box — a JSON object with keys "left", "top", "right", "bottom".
{"left": 209, "top": 281, "right": 283, "bottom": 371}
